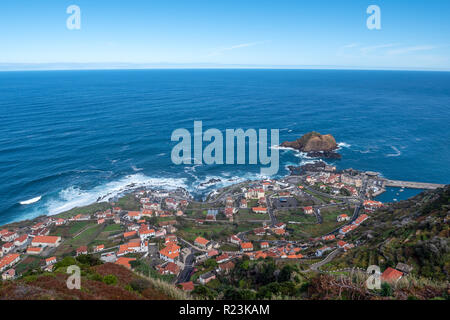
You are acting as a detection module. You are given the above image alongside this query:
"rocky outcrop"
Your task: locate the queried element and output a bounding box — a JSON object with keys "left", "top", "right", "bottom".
{"left": 281, "top": 132, "right": 341, "bottom": 159}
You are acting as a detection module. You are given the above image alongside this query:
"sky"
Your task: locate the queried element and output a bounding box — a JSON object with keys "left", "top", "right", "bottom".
{"left": 0, "top": 0, "right": 450, "bottom": 70}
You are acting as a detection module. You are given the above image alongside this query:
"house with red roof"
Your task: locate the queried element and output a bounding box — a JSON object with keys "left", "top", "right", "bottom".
{"left": 45, "top": 256, "right": 57, "bottom": 266}
{"left": 159, "top": 243, "right": 180, "bottom": 263}
{"left": 194, "top": 236, "right": 210, "bottom": 249}
{"left": 156, "top": 262, "right": 181, "bottom": 276}
{"left": 240, "top": 242, "right": 253, "bottom": 252}
{"left": 216, "top": 253, "right": 230, "bottom": 264}
{"left": 31, "top": 235, "right": 61, "bottom": 247}
{"left": 115, "top": 257, "right": 136, "bottom": 269}
{"left": 2, "top": 268, "right": 15, "bottom": 280}
{"left": 229, "top": 235, "right": 241, "bottom": 245}
{"left": 76, "top": 246, "right": 88, "bottom": 256}
{"left": 381, "top": 267, "right": 403, "bottom": 283}
{"left": 93, "top": 244, "right": 105, "bottom": 253}
{"left": 217, "top": 261, "right": 235, "bottom": 274}
{"left": 26, "top": 247, "right": 43, "bottom": 255}
{"left": 337, "top": 214, "right": 350, "bottom": 222}
{"left": 178, "top": 281, "right": 194, "bottom": 291}
{"left": 0, "top": 253, "right": 20, "bottom": 272}
{"left": 14, "top": 234, "right": 28, "bottom": 247}
{"left": 261, "top": 242, "right": 269, "bottom": 249}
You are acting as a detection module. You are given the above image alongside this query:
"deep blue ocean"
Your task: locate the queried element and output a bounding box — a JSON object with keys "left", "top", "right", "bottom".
{"left": 1, "top": 69, "right": 449, "bottom": 225}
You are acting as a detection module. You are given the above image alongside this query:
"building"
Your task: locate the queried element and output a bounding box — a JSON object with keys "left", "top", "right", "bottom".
{"left": 303, "top": 206, "right": 314, "bottom": 215}
{"left": 0, "top": 253, "right": 20, "bottom": 272}
{"left": 156, "top": 262, "right": 181, "bottom": 276}
{"left": 2, "top": 242, "right": 14, "bottom": 254}
{"left": 123, "top": 231, "right": 137, "bottom": 239}
{"left": 381, "top": 267, "right": 403, "bottom": 283}
{"left": 159, "top": 243, "right": 180, "bottom": 263}
{"left": 97, "top": 218, "right": 105, "bottom": 224}
{"left": 115, "top": 257, "right": 136, "bottom": 269}
{"left": 199, "top": 271, "right": 216, "bottom": 285}
{"left": 69, "top": 214, "right": 90, "bottom": 221}
{"left": 1, "top": 231, "right": 18, "bottom": 242}
{"left": 194, "top": 236, "right": 210, "bottom": 249}
{"left": 126, "top": 211, "right": 142, "bottom": 220}
{"left": 93, "top": 244, "right": 105, "bottom": 253}
{"left": 245, "top": 188, "right": 265, "bottom": 200}
{"left": 31, "top": 235, "right": 62, "bottom": 247}
{"left": 55, "top": 218, "right": 66, "bottom": 226}
{"left": 240, "top": 242, "right": 253, "bottom": 252}
{"left": 396, "top": 262, "right": 413, "bottom": 274}
{"left": 322, "top": 235, "right": 335, "bottom": 241}
{"left": 240, "top": 199, "right": 248, "bottom": 208}
{"left": 100, "top": 252, "right": 117, "bottom": 263}
{"left": 217, "top": 261, "right": 235, "bottom": 274}
{"left": 216, "top": 253, "right": 230, "bottom": 264}
{"left": 337, "top": 214, "right": 350, "bottom": 222}
{"left": 261, "top": 242, "right": 269, "bottom": 249}
{"left": 14, "top": 234, "right": 28, "bottom": 247}
{"left": 178, "top": 281, "right": 194, "bottom": 292}
{"left": 2, "top": 268, "right": 15, "bottom": 280}
{"left": 26, "top": 247, "right": 43, "bottom": 255}
{"left": 315, "top": 246, "right": 332, "bottom": 257}
{"left": 363, "top": 200, "right": 383, "bottom": 212}
{"left": 229, "top": 235, "right": 241, "bottom": 245}
{"left": 76, "top": 246, "right": 88, "bottom": 256}
{"left": 339, "top": 224, "right": 357, "bottom": 235}
{"left": 353, "top": 214, "right": 369, "bottom": 225}
{"left": 45, "top": 256, "right": 57, "bottom": 266}
{"left": 252, "top": 207, "right": 267, "bottom": 214}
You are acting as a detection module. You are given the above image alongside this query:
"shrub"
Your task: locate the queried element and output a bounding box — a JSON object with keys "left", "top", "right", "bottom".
{"left": 129, "top": 279, "right": 151, "bottom": 293}
{"left": 381, "top": 282, "right": 392, "bottom": 297}
{"left": 102, "top": 274, "right": 118, "bottom": 285}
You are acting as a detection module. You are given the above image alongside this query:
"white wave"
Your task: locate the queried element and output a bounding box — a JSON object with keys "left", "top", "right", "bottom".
{"left": 20, "top": 196, "right": 42, "bottom": 205}
{"left": 271, "top": 145, "right": 297, "bottom": 152}
{"left": 337, "top": 142, "right": 351, "bottom": 148}
{"left": 194, "top": 172, "right": 268, "bottom": 191}
{"left": 386, "top": 146, "right": 401, "bottom": 157}
{"left": 44, "top": 173, "right": 188, "bottom": 216}
{"left": 131, "top": 165, "right": 143, "bottom": 172}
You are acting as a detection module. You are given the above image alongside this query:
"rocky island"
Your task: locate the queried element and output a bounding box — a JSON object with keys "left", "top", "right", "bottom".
{"left": 281, "top": 131, "right": 341, "bottom": 159}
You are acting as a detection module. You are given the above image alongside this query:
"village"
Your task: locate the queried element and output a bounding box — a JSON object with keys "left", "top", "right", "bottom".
{"left": 2, "top": 164, "right": 408, "bottom": 291}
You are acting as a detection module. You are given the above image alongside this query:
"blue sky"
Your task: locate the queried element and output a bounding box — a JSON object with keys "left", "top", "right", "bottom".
{"left": 1, "top": 0, "right": 449, "bottom": 70}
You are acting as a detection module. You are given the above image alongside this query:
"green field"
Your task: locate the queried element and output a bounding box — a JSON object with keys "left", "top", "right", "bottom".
{"left": 54, "top": 202, "right": 111, "bottom": 219}
{"left": 237, "top": 209, "right": 269, "bottom": 221}
{"left": 54, "top": 223, "right": 106, "bottom": 256}
{"left": 286, "top": 207, "right": 351, "bottom": 238}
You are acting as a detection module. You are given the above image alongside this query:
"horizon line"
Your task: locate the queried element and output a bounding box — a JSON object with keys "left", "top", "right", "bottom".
{"left": 0, "top": 62, "right": 449, "bottom": 72}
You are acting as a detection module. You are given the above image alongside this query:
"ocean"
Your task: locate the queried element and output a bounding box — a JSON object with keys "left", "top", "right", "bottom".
{"left": 1, "top": 69, "right": 449, "bottom": 225}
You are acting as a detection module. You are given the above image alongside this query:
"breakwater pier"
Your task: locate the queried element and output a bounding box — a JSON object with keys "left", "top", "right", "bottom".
{"left": 382, "top": 179, "right": 446, "bottom": 190}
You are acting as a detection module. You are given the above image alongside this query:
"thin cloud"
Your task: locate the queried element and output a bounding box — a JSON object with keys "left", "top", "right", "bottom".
{"left": 360, "top": 43, "right": 400, "bottom": 55}
{"left": 342, "top": 43, "right": 359, "bottom": 49}
{"left": 387, "top": 45, "right": 437, "bottom": 55}
{"left": 207, "top": 41, "right": 269, "bottom": 57}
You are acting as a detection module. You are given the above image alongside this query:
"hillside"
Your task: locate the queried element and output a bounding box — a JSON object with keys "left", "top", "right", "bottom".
{"left": 0, "top": 257, "right": 173, "bottom": 300}
{"left": 326, "top": 186, "right": 450, "bottom": 281}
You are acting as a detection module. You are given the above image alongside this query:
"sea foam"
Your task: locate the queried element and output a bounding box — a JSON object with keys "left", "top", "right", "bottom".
{"left": 43, "top": 173, "right": 188, "bottom": 216}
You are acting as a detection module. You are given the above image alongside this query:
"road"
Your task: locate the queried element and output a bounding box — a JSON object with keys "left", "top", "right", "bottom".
{"left": 176, "top": 253, "right": 195, "bottom": 284}
{"left": 308, "top": 248, "right": 342, "bottom": 272}
{"left": 266, "top": 196, "right": 278, "bottom": 226}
